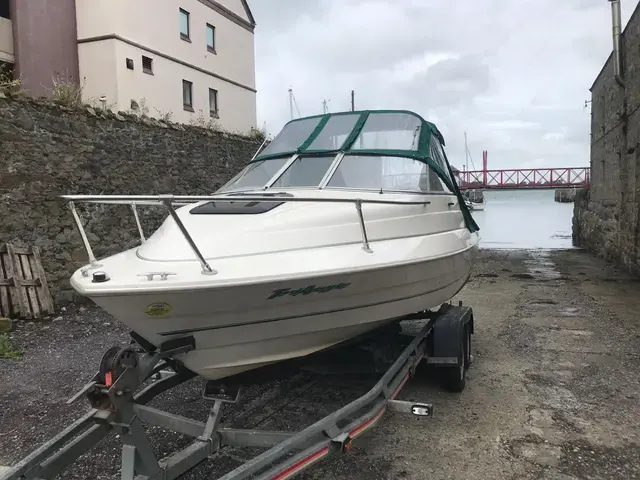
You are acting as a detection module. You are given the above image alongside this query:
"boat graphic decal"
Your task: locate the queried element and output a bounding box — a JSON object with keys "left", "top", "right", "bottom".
{"left": 267, "top": 282, "right": 351, "bottom": 300}
{"left": 144, "top": 302, "right": 173, "bottom": 317}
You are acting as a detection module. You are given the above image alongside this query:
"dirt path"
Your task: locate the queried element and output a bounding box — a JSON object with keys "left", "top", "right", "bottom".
{"left": 1, "top": 249, "right": 639, "bottom": 479}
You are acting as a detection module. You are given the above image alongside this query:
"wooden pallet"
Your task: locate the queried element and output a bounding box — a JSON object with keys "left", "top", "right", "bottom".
{"left": 0, "top": 243, "right": 54, "bottom": 319}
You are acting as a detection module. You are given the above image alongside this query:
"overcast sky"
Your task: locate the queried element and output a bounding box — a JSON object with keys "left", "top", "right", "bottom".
{"left": 249, "top": 0, "right": 632, "bottom": 171}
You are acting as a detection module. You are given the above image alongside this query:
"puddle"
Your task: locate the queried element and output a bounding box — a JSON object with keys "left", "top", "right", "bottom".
{"left": 529, "top": 299, "right": 559, "bottom": 307}
{"left": 523, "top": 251, "right": 563, "bottom": 281}
{"left": 558, "top": 308, "right": 580, "bottom": 317}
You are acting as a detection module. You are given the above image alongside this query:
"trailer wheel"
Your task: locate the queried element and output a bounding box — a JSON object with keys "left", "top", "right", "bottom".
{"left": 440, "top": 324, "right": 469, "bottom": 393}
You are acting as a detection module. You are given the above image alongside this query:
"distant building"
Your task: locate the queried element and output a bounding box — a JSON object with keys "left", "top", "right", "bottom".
{"left": 0, "top": 0, "right": 257, "bottom": 132}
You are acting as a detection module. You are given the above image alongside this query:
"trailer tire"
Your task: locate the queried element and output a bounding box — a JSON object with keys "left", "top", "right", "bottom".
{"left": 440, "top": 324, "right": 469, "bottom": 393}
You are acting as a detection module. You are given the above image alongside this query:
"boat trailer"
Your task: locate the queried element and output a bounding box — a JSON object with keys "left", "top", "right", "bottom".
{"left": 1, "top": 303, "right": 474, "bottom": 480}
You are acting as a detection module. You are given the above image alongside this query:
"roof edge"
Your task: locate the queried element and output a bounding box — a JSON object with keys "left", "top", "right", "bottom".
{"left": 198, "top": 0, "right": 255, "bottom": 32}
{"left": 242, "top": 0, "right": 256, "bottom": 26}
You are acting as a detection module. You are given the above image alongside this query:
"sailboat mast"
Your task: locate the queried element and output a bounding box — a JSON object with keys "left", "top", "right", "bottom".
{"left": 464, "top": 131, "right": 469, "bottom": 172}
{"left": 288, "top": 88, "right": 294, "bottom": 120}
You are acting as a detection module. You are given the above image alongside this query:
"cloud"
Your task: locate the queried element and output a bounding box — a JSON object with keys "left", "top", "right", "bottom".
{"left": 249, "top": 0, "right": 634, "bottom": 170}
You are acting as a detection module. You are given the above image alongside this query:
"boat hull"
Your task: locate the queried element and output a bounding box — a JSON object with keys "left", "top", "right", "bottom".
{"left": 88, "top": 245, "right": 477, "bottom": 380}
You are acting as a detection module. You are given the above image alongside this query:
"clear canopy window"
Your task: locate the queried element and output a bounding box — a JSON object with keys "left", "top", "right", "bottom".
{"left": 349, "top": 113, "right": 422, "bottom": 151}
{"left": 305, "top": 114, "right": 360, "bottom": 151}
{"left": 271, "top": 156, "right": 335, "bottom": 188}
{"left": 327, "top": 155, "right": 452, "bottom": 193}
{"left": 428, "top": 135, "right": 452, "bottom": 182}
{"left": 218, "top": 157, "right": 290, "bottom": 192}
{"left": 257, "top": 116, "right": 323, "bottom": 158}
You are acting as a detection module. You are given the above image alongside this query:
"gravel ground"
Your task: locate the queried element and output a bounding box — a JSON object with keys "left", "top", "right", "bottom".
{"left": 1, "top": 248, "right": 639, "bottom": 479}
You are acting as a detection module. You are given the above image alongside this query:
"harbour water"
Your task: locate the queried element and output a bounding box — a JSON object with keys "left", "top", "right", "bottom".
{"left": 470, "top": 189, "right": 576, "bottom": 250}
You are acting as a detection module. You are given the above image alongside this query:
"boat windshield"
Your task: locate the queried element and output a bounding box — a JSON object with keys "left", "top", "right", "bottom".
{"left": 218, "top": 157, "right": 290, "bottom": 193}
{"left": 270, "top": 156, "right": 335, "bottom": 188}
{"left": 211, "top": 109, "right": 480, "bottom": 233}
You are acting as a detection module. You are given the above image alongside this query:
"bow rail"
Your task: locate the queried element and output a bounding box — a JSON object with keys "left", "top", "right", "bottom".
{"left": 61, "top": 194, "right": 432, "bottom": 276}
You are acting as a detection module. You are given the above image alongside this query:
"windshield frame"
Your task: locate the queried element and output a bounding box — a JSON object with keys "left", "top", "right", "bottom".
{"left": 216, "top": 154, "right": 298, "bottom": 193}
{"left": 216, "top": 151, "right": 456, "bottom": 196}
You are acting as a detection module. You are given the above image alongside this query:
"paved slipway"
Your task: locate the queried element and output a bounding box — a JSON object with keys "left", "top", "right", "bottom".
{"left": 1, "top": 249, "right": 639, "bottom": 480}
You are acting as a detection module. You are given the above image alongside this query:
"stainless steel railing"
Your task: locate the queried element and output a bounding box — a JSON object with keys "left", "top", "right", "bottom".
{"left": 61, "top": 194, "right": 431, "bottom": 276}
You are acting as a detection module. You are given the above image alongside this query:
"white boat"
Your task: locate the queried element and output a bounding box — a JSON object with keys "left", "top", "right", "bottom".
{"left": 465, "top": 199, "right": 485, "bottom": 211}
{"left": 64, "top": 109, "right": 480, "bottom": 381}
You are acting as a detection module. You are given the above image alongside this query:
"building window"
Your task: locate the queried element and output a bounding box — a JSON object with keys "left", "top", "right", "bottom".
{"left": 206, "top": 24, "right": 216, "bottom": 53}
{"left": 126, "top": 58, "right": 134, "bottom": 70}
{"left": 209, "top": 88, "right": 218, "bottom": 118}
{"left": 0, "top": 0, "right": 10, "bottom": 19}
{"left": 0, "top": 61, "right": 12, "bottom": 80}
{"left": 182, "top": 80, "right": 193, "bottom": 111}
{"left": 142, "top": 56, "right": 153, "bottom": 75}
{"left": 179, "top": 8, "right": 190, "bottom": 41}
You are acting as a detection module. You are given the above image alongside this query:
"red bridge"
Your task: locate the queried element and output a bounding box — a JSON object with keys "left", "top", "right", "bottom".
{"left": 453, "top": 151, "right": 590, "bottom": 190}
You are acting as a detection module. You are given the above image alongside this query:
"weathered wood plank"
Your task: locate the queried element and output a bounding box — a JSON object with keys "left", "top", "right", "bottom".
{"left": 1, "top": 251, "right": 18, "bottom": 317}
{"left": 0, "top": 278, "right": 41, "bottom": 287}
{"left": 6, "top": 244, "right": 30, "bottom": 319}
{"left": 0, "top": 243, "right": 54, "bottom": 318}
{"left": 0, "top": 252, "right": 11, "bottom": 317}
{"left": 20, "top": 253, "right": 40, "bottom": 319}
{"left": 0, "top": 245, "right": 30, "bottom": 255}
{"left": 31, "top": 246, "right": 54, "bottom": 314}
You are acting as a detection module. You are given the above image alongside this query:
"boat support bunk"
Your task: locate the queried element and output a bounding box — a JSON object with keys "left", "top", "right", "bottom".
{"left": 1, "top": 303, "right": 475, "bottom": 480}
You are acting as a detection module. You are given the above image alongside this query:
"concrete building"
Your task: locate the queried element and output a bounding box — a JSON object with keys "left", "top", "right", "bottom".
{"left": 0, "top": 0, "right": 257, "bottom": 133}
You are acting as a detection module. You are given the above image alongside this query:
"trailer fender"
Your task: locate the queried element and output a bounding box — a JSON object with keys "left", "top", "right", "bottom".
{"left": 431, "top": 307, "right": 473, "bottom": 359}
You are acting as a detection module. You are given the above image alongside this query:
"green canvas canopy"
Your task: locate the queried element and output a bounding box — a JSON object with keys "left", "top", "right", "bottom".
{"left": 253, "top": 109, "right": 479, "bottom": 233}
{"left": 256, "top": 110, "right": 444, "bottom": 159}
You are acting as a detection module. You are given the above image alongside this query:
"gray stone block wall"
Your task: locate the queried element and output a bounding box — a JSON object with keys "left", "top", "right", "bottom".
{"left": 573, "top": 3, "right": 640, "bottom": 277}
{"left": 0, "top": 95, "right": 263, "bottom": 304}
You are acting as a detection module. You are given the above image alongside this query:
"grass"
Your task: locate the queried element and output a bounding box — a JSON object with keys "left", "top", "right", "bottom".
{"left": 0, "top": 334, "right": 22, "bottom": 359}
{"left": 0, "top": 64, "right": 23, "bottom": 96}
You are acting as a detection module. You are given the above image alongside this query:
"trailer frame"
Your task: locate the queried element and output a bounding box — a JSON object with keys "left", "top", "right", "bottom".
{"left": 1, "top": 302, "right": 474, "bottom": 480}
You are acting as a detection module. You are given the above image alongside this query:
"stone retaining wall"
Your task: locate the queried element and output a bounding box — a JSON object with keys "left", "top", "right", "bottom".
{"left": 554, "top": 189, "right": 577, "bottom": 203}
{"left": 0, "top": 94, "right": 263, "bottom": 304}
{"left": 572, "top": 4, "right": 640, "bottom": 277}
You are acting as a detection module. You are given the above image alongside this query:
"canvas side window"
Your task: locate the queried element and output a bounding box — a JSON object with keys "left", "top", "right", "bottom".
{"left": 350, "top": 113, "right": 422, "bottom": 151}
{"left": 327, "top": 155, "right": 452, "bottom": 193}
{"left": 428, "top": 135, "right": 452, "bottom": 183}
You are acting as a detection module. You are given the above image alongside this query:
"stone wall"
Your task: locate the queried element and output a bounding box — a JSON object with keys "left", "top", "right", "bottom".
{"left": 0, "top": 94, "right": 263, "bottom": 304}
{"left": 555, "top": 188, "right": 577, "bottom": 203}
{"left": 572, "top": 3, "right": 640, "bottom": 277}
